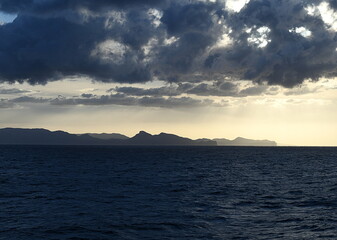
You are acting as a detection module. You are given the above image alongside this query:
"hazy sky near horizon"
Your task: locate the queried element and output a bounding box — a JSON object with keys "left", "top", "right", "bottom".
{"left": 1, "top": 0, "right": 337, "bottom": 146}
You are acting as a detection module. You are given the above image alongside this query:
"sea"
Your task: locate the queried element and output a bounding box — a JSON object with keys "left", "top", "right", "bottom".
{"left": 1, "top": 146, "right": 337, "bottom": 240}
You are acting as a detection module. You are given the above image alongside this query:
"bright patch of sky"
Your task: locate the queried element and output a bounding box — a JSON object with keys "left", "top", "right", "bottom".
{"left": 1, "top": 78, "right": 337, "bottom": 145}
{"left": 104, "top": 10, "right": 127, "bottom": 28}
{"left": 0, "top": 12, "right": 17, "bottom": 24}
{"left": 148, "top": 8, "right": 162, "bottom": 28}
{"left": 306, "top": 2, "right": 337, "bottom": 31}
{"left": 216, "top": 33, "right": 233, "bottom": 48}
{"left": 91, "top": 39, "right": 128, "bottom": 64}
{"left": 318, "top": 2, "right": 337, "bottom": 31}
{"left": 247, "top": 26, "right": 271, "bottom": 48}
{"left": 226, "top": 0, "right": 250, "bottom": 12}
{"left": 289, "top": 27, "right": 312, "bottom": 38}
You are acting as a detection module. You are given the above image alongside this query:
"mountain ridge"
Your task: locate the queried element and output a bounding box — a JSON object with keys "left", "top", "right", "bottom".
{"left": 0, "top": 128, "right": 216, "bottom": 146}
{"left": 214, "top": 137, "right": 277, "bottom": 146}
{"left": 81, "top": 133, "right": 129, "bottom": 140}
{"left": 0, "top": 128, "right": 277, "bottom": 146}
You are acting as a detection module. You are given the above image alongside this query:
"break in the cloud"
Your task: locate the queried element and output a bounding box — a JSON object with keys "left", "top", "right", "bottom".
{"left": 0, "top": 0, "right": 336, "bottom": 90}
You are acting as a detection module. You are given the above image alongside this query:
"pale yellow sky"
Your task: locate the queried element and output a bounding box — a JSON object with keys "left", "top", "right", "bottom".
{"left": 1, "top": 77, "right": 337, "bottom": 146}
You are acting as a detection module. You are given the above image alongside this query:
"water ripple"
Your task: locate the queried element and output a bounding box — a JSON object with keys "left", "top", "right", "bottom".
{"left": 1, "top": 146, "right": 337, "bottom": 239}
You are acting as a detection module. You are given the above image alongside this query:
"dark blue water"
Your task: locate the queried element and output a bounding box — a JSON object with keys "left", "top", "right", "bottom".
{"left": 1, "top": 146, "right": 337, "bottom": 239}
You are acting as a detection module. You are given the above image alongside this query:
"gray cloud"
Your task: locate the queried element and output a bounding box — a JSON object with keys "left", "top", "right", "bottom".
{"left": 7, "top": 93, "right": 214, "bottom": 108}
{"left": 81, "top": 93, "right": 95, "bottom": 98}
{"left": 51, "top": 94, "right": 137, "bottom": 106}
{"left": 0, "top": 0, "right": 167, "bottom": 14}
{"left": 0, "top": 99, "right": 15, "bottom": 108}
{"left": 153, "top": 1, "right": 225, "bottom": 82}
{"left": 0, "top": 0, "right": 336, "bottom": 91}
{"left": 328, "top": 0, "right": 337, "bottom": 10}
{"left": 221, "top": 0, "right": 337, "bottom": 87}
{"left": 284, "top": 85, "right": 322, "bottom": 96}
{"left": 183, "top": 82, "right": 240, "bottom": 97}
{"left": 11, "top": 96, "right": 50, "bottom": 103}
{"left": 52, "top": 94, "right": 214, "bottom": 108}
{"left": 0, "top": 87, "right": 30, "bottom": 94}
{"left": 239, "top": 85, "right": 269, "bottom": 97}
{"left": 0, "top": 13, "right": 153, "bottom": 84}
{"left": 111, "top": 86, "right": 181, "bottom": 97}
{"left": 112, "top": 81, "right": 279, "bottom": 97}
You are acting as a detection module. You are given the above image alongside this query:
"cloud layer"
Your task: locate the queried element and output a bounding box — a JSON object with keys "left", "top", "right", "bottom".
{"left": 0, "top": 0, "right": 337, "bottom": 89}
{"left": 1, "top": 93, "right": 216, "bottom": 109}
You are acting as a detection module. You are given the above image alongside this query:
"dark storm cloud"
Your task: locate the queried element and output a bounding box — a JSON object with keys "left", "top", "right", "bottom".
{"left": 0, "top": 14, "right": 153, "bottom": 84}
{"left": 0, "top": 0, "right": 337, "bottom": 92}
{"left": 0, "top": 0, "right": 167, "bottom": 13}
{"left": 328, "top": 0, "right": 337, "bottom": 9}
{"left": 218, "top": 0, "right": 337, "bottom": 87}
{"left": 0, "top": 0, "right": 223, "bottom": 85}
{"left": 154, "top": 1, "right": 225, "bottom": 81}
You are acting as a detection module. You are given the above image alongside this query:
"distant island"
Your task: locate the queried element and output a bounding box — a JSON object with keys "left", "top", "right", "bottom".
{"left": 214, "top": 137, "right": 277, "bottom": 147}
{"left": 0, "top": 128, "right": 277, "bottom": 146}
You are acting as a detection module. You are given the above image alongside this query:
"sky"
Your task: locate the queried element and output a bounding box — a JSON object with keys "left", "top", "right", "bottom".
{"left": 0, "top": 0, "right": 337, "bottom": 146}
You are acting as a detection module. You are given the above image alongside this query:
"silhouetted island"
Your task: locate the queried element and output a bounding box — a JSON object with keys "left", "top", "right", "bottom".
{"left": 83, "top": 133, "right": 129, "bottom": 140}
{"left": 0, "top": 128, "right": 277, "bottom": 146}
{"left": 214, "top": 137, "right": 277, "bottom": 146}
{"left": 0, "top": 128, "right": 216, "bottom": 146}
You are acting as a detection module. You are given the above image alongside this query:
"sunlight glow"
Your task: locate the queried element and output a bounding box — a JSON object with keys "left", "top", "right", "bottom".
{"left": 0, "top": 11, "right": 17, "bottom": 24}
{"left": 306, "top": 2, "right": 337, "bottom": 31}
{"left": 91, "top": 40, "right": 128, "bottom": 64}
{"left": 247, "top": 26, "right": 271, "bottom": 48}
{"left": 289, "top": 27, "right": 312, "bottom": 38}
{"left": 226, "top": 0, "right": 250, "bottom": 12}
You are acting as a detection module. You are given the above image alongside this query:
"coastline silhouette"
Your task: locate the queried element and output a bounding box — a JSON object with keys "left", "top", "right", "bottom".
{"left": 0, "top": 128, "right": 277, "bottom": 146}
